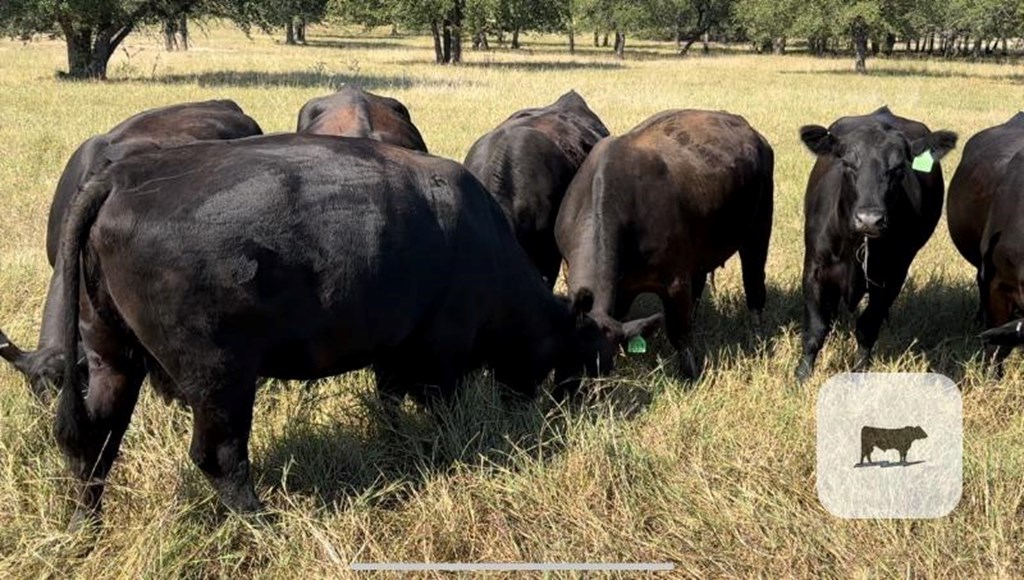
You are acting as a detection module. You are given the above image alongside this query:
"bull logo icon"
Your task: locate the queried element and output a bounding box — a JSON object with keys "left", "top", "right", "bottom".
{"left": 858, "top": 426, "right": 928, "bottom": 467}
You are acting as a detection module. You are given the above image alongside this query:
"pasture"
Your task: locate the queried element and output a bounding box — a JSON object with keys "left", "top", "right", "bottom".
{"left": 0, "top": 25, "right": 1022, "bottom": 577}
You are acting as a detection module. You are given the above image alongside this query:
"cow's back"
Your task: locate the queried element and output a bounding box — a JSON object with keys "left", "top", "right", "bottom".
{"left": 45, "top": 100, "right": 262, "bottom": 266}
{"left": 600, "top": 109, "right": 772, "bottom": 270}
{"left": 89, "top": 135, "right": 537, "bottom": 379}
{"left": 949, "top": 113, "right": 1024, "bottom": 268}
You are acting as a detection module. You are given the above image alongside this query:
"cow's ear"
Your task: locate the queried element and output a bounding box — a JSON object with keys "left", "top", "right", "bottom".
{"left": 621, "top": 313, "right": 662, "bottom": 342}
{"left": 571, "top": 288, "right": 595, "bottom": 319}
{"left": 911, "top": 130, "right": 958, "bottom": 161}
{"left": 799, "top": 125, "right": 837, "bottom": 156}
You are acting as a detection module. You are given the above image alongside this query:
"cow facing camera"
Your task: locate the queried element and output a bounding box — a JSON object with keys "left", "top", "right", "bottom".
{"left": 816, "top": 373, "right": 962, "bottom": 519}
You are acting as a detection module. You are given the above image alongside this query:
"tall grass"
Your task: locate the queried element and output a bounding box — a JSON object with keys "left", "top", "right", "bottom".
{"left": 0, "top": 25, "right": 1021, "bottom": 578}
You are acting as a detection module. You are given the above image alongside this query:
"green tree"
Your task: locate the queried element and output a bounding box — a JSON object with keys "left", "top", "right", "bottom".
{"left": 0, "top": 0, "right": 257, "bottom": 79}
{"left": 735, "top": 0, "right": 799, "bottom": 53}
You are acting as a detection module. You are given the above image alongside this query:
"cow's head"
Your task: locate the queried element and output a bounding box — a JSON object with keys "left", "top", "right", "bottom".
{"left": 910, "top": 426, "right": 928, "bottom": 440}
{"left": 800, "top": 122, "right": 957, "bottom": 238}
{"left": 553, "top": 288, "right": 662, "bottom": 395}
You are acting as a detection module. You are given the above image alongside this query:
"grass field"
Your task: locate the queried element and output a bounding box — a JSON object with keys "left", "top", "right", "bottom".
{"left": 0, "top": 24, "right": 1022, "bottom": 578}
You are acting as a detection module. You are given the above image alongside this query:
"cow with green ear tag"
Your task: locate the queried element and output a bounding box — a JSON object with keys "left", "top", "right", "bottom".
{"left": 796, "top": 106, "right": 958, "bottom": 382}
{"left": 555, "top": 109, "right": 775, "bottom": 381}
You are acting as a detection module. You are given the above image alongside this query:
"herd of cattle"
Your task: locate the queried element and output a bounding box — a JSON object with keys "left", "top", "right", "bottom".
{"left": 0, "top": 86, "right": 1021, "bottom": 525}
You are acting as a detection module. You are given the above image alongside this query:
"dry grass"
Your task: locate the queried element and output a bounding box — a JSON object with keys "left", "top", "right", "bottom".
{"left": 0, "top": 24, "right": 1022, "bottom": 578}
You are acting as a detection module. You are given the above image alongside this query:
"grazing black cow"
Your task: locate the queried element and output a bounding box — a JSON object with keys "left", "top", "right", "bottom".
{"left": 55, "top": 134, "right": 619, "bottom": 524}
{"left": 0, "top": 100, "right": 263, "bottom": 398}
{"left": 555, "top": 109, "right": 774, "bottom": 379}
{"left": 464, "top": 91, "right": 610, "bottom": 287}
{"left": 796, "top": 107, "right": 957, "bottom": 381}
{"left": 948, "top": 113, "right": 1024, "bottom": 375}
{"left": 859, "top": 425, "right": 927, "bottom": 465}
{"left": 296, "top": 86, "right": 428, "bottom": 152}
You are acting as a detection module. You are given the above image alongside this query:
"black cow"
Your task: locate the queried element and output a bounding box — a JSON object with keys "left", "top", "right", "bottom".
{"left": 948, "top": 113, "right": 1024, "bottom": 375}
{"left": 464, "top": 91, "right": 610, "bottom": 287}
{"left": 54, "top": 134, "right": 615, "bottom": 524}
{"left": 0, "top": 100, "right": 263, "bottom": 398}
{"left": 796, "top": 107, "right": 957, "bottom": 381}
{"left": 296, "top": 86, "right": 428, "bottom": 152}
{"left": 859, "top": 425, "right": 927, "bottom": 465}
{"left": 555, "top": 109, "right": 774, "bottom": 379}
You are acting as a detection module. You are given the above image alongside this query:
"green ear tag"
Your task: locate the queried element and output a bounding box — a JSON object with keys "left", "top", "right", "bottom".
{"left": 627, "top": 336, "right": 648, "bottom": 354}
{"left": 912, "top": 150, "right": 935, "bottom": 173}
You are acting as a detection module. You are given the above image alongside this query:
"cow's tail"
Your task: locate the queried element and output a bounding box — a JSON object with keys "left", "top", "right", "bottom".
{"left": 55, "top": 172, "right": 115, "bottom": 454}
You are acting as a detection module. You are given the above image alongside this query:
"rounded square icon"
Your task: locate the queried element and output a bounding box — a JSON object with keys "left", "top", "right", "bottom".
{"left": 816, "top": 373, "right": 962, "bottom": 519}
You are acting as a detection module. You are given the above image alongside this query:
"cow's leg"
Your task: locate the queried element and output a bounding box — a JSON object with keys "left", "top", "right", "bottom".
{"left": 692, "top": 272, "right": 708, "bottom": 310}
{"left": 661, "top": 278, "right": 697, "bottom": 379}
{"left": 797, "top": 272, "right": 841, "bottom": 382}
{"left": 854, "top": 266, "right": 910, "bottom": 371}
{"left": 54, "top": 303, "right": 145, "bottom": 528}
{"left": 983, "top": 282, "right": 1016, "bottom": 379}
{"left": 975, "top": 269, "right": 987, "bottom": 324}
{"left": 739, "top": 202, "right": 771, "bottom": 316}
{"left": 186, "top": 369, "right": 261, "bottom": 513}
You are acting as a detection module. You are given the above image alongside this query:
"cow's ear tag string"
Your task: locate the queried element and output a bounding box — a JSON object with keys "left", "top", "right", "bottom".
{"left": 627, "top": 336, "right": 648, "bottom": 354}
{"left": 912, "top": 150, "right": 935, "bottom": 173}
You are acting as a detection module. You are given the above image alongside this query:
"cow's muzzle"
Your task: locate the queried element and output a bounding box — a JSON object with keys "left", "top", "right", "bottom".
{"left": 853, "top": 210, "right": 887, "bottom": 238}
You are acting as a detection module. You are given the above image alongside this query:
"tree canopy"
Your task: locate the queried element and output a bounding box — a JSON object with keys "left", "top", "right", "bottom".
{"left": 4, "top": 0, "right": 1024, "bottom": 77}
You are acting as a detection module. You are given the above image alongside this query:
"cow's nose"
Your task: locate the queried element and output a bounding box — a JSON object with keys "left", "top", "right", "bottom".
{"left": 854, "top": 210, "right": 887, "bottom": 235}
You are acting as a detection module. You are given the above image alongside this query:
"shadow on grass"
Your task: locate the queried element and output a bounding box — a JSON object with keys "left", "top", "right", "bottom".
{"left": 297, "top": 38, "right": 415, "bottom": 51}
{"left": 607, "top": 282, "right": 801, "bottom": 382}
{"left": 458, "top": 60, "right": 626, "bottom": 71}
{"left": 781, "top": 67, "right": 1024, "bottom": 82}
{"left": 388, "top": 57, "right": 625, "bottom": 71}
{"left": 116, "top": 70, "right": 459, "bottom": 91}
{"left": 249, "top": 381, "right": 567, "bottom": 510}
{"left": 619, "top": 273, "right": 981, "bottom": 382}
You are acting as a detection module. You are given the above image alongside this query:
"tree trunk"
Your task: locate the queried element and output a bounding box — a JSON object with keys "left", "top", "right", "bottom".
{"left": 286, "top": 20, "right": 295, "bottom": 45}
{"left": 163, "top": 18, "right": 178, "bottom": 51}
{"left": 178, "top": 14, "right": 188, "bottom": 51}
{"left": 450, "top": 0, "right": 463, "bottom": 64}
{"left": 852, "top": 18, "right": 868, "bottom": 73}
{"left": 602, "top": 33, "right": 609, "bottom": 47}
{"left": 391, "top": 23, "right": 399, "bottom": 36}
{"left": 569, "top": 28, "right": 575, "bottom": 54}
{"left": 772, "top": 37, "right": 786, "bottom": 54}
{"left": 60, "top": 19, "right": 129, "bottom": 79}
{"left": 615, "top": 32, "right": 625, "bottom": 59}
{"left": 702, "top": 31, "right": 709, "bottom": 54}
{"left": 883, "top": 33, "right": 894, "bottom": 55}
{"left": 442, "top": 19, "right": 452, "bottom": 63}
{"left": 431, "top": 20, "right": 443, "bottom": 63}
{"left": 927, "top": 34, "right": 935, "bottom": 55}
{"left": 296, "top": 17, "right": 306, "bottom": 44}
{"left": 593, "top": 30, "right": 599, "bottom": 47}
{"left": 511, "top": 28, "right": 520, "bottom": 49}
{"left": 679, "top": 38, "right": 697, "bottom": 55}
